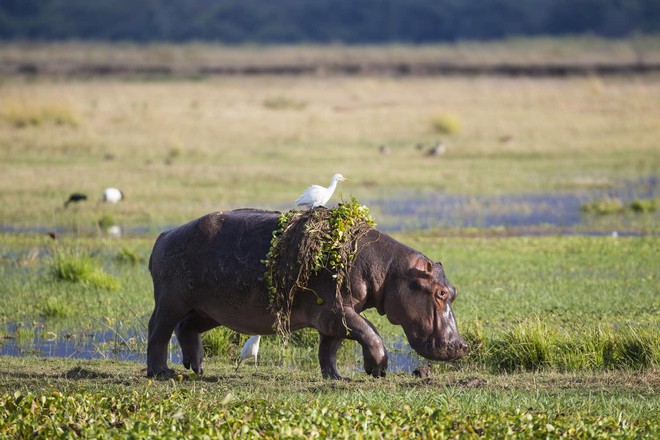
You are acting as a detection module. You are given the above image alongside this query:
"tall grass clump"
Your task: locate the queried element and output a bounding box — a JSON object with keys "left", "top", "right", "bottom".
{"left": 487, "top": 317, "right": 554, "bottom": 372}
{"left": 201, "top": 327, "right": 242, "bottom": 357}
{"left": 580, "top": 197, "right": 625, "bottom": 214}
{"left": 1, "top": 100, "right": 79, "bottom": 128}
{"left": 466, "top": 318, "right": 658, "bottom": 372}
{"left": 629, "top": 198, "right": 657, "bottom": 213}
{"left": 50, "top": 249, "right": 120, "bottom": 290}
{"left": 40, "top": 297, "right": 73, "bottom": 319}
{"left": 430, "top": 113, "right": 461, "bottom": 135}
{"left": 114, "top": 246, "right": 145, "bottom": 266}
{"left": 262, "top": 96, "right": 307, "bottom": 110}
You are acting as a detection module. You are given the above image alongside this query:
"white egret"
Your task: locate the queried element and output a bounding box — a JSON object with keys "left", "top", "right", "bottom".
{"left": 295, "top": 173, "right": 347, "bottom": 210}
{"left": 102, "top": 187, "right": 124, "bottom": 204}
{"left": 235, "top": 335, "right": 261, "bottom": 371}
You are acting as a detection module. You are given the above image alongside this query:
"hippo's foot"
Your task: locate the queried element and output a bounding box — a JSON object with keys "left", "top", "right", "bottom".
{"left": 321, "top": 370, "right": 351, "bottom": 381}
{"left": 147, "top": 366, "right": 176, "bottom": 379}
{"left": 182, "top": 358, "right": 204, "bottom": 376}
{"left": 364, "top": 353, "right": 388, "bottom": 378}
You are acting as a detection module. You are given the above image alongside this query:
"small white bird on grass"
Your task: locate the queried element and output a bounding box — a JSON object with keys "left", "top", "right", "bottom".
{"left": 295, "top": 173, "right": 348, "bottom": 210}
{"left": 102, "top": 187, "right": 124, "bottom": 204}
{"left": 235, "top": 335, "right": 261, "bottom": 372}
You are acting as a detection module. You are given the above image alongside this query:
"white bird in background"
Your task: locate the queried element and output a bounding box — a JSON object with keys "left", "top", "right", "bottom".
{"left": 102, "top": 187, "right": 124, "bottom": 204}
{"left": 235, "top": 335, "right": 261, "bottom": 371}
{"left": 295, "top": 173, "right": 348, "bottom": 210}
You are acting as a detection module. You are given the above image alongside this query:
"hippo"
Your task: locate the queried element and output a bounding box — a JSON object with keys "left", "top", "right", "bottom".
{"left": 147, "top": 209, "right": 467, "bottom": 379}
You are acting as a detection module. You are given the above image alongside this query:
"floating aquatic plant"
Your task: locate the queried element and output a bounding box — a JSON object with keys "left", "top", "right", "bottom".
{"left": 263, "top": 197, "right": 376, "bottom": 340}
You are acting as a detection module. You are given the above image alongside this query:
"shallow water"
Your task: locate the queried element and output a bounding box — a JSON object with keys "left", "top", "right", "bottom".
{"left": 1, "top": 177, "right": 657, "bottom": 365}
{"left": 0, "top": 322, "right": 421, "bottom": 373}
{"left": 370, "top": 176, "right": 659, "bottom": 232}
{"left": 2, "top": 177, "right": 657, "bottom": 236}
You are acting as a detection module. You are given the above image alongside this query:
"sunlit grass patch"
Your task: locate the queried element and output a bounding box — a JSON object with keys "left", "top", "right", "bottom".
{"left": 114, "top": 246, "right": 145, "bottom": 266}
{"left": 50, "top": 249, "right": 120, "bottom": 290}
{"left": 97, "top": 215, "right": 115, "bottom": 230}
{"left": 462, "top": 318, "right": 659, "bottom": 372}
{"left": 430, "top": 113, "right": 461, "bottom": 135}
{"left": 202, "top": 327, "right": 242, "bottom": 358}
{"left": 40, "top": 297, "right": 73, "bottom": 319}
{"left": 630, "top": 198, "right": 657, "bottom": 213}
{"left": 263, "top": 96, "right": 307, "bottom": 110}
{"left": 0, "top": 100, "right": 79, "bottom": 128}
{"left": 580, "top": 197, "right": 625, "bottom": 214}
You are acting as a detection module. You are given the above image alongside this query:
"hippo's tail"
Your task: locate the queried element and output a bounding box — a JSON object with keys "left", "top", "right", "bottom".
{"left": 148, "top": 231, "right": 169, "bottom": 276}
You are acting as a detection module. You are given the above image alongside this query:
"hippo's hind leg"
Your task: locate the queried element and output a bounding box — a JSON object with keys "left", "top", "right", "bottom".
{"left": 175, "top": 311, "right": 219, "bottom": 375}
{"left": 147, "top": 301, "right": 188, "bottom": 378}
{"left": 318, "top": 333, "right": 346, "bottom": 380}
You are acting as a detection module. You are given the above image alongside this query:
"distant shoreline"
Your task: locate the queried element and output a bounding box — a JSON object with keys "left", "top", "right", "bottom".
{"left": 4, "top": 60, "right": 660, "bottom": 77}
{"left": 2, "top": 37, "right": 659, "bottom": 78}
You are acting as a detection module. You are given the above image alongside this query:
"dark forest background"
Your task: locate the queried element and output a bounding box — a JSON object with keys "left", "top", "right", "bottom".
{"left": 1, "top": 0, "right": 659, "bottom": 43}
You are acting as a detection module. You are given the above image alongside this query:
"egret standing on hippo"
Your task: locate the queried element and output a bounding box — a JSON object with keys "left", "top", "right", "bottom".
{"left": 147, "top": 178, "right": 467, "bottom": 379}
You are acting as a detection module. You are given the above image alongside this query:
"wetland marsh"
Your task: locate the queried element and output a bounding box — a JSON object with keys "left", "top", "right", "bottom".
{"left": 1, "top": 41, "right": 658, "bottom": 437}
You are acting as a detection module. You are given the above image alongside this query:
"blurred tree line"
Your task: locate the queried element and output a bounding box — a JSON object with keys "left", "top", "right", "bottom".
{"left": 1, "top": 0, "right": 658, "bottom": 43}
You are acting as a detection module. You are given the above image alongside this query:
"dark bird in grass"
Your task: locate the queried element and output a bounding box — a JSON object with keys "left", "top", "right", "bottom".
{"left": 379, "top": 144, "right": 390, "bottom": 156}
{"left": 64, "top": 193, "right": 88, "bottom": 208}
{"left": 426, "top": 141, "right": 446, "bottom": 157}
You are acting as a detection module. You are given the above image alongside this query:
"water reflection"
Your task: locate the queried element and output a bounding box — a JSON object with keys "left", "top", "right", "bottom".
{"left": 0, "top": 322, "right": 422, "bottom": 372}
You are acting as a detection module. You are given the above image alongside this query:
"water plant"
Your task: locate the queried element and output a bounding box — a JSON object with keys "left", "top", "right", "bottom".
{"left": 40, "top": 298, "right": 73, "bottom": 319}
{"left": 97, "top": 215, "right": 115, "bottom": 230}
{"left": 50, "top": 249, "right": 120, "bottom": 290}
{"left": 114, "top": 246, "right": 145, "bottom": 266}
{"left": 630, "top": 198, "right": 657, "bottom": 212}
{"left": 580, "top": 197, "right": 625, "bottom": 214}
{"left": 263, "top": 198, "right": 375, "bottom": 339}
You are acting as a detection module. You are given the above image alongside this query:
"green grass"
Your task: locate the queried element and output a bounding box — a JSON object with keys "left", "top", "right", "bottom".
{"left": 0, "top": 73, "right": 658, "bottom": 230}
{"left": 1, "top": 232, "right": 658, "bottom": 437}
{"left": 0, "top": 38, "right": 659, "bottom": 437}
{"left": 50, "top": 248, "right": 121, "bottom": 290}
{"left": 0, "top": 358, "right": 658, "bottom": 438}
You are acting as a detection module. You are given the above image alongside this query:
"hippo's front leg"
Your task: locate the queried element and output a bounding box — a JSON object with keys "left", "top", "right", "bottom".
{"left": 345, "top": 312, "right": 388, "bottom": 378}
{"left": 317, "top": 309, "right": 388, "bottom": 379}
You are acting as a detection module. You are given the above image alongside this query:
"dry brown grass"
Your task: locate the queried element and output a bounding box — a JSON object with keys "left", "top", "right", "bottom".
{"left": 1, "top": 36, "right": 660, "bottom": 74}
{"left": 0, "top": 69, "right": 659, "bottom": 228}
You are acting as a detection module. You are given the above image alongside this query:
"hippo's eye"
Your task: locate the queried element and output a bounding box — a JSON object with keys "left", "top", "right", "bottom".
{"left": 434, "top": 290, "right": 448, "bottom": 301}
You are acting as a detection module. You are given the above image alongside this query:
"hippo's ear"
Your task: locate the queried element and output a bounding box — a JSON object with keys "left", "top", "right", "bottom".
{"left": 425, "top": 260, "right": 434, "bottom": 273}
{"left": 435, "top": 261, "right": 443, "bottom": 268}
{"left": 408, "top": 268, "right": 436, "bottom": 294}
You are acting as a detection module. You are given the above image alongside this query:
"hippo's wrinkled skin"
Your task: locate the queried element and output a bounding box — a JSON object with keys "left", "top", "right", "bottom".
{"left": 147, "top": 209, "right": 467, "bottom": 379}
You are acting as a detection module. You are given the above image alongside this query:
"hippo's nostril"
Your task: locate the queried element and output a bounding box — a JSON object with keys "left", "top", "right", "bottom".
{"left": 460, "top": 340, "right": 468, "bottom": 352}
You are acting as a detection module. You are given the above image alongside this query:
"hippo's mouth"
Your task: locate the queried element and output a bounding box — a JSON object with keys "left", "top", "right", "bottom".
{"left": 422, "top": 305, "right": 466, "bottom": 361}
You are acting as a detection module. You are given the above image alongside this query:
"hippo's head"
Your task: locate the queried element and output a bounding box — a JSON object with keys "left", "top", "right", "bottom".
{"left": 384, "top": 256, "right": 467, "bottom": 361}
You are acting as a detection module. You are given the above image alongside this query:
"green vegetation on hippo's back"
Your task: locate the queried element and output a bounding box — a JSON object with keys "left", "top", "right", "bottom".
{"left": 263, "top": 198, "right": 375, "bottom": 339}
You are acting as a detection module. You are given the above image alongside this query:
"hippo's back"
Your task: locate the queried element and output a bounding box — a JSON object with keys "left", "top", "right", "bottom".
{"left": 149, "top": 209, "right": 280, "bottom": 302}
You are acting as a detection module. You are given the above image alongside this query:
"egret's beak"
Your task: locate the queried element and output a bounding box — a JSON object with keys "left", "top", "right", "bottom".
{"left": 342, "top": 177, "right": 349, "bottom": 182}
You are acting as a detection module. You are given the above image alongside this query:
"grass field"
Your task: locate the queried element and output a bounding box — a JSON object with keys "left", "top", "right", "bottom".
{"left": 1, "top": 39, "right": 659, "bottom": 437}
{"left": 1, "top": 232, "right": 658, "bottom": 437}
{"left": 1, "top": 42, "right": 660, "bottom": 230}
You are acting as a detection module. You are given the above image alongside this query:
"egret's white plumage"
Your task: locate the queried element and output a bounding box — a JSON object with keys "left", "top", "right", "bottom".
{"left": 102, "top": 187, "right": 124, "bottom": 204}
{"left": 235, "top": 335, "right": 261, "bottom": 371}
{"left": 295, "top": 173, "right": 347, "bottom": 210}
